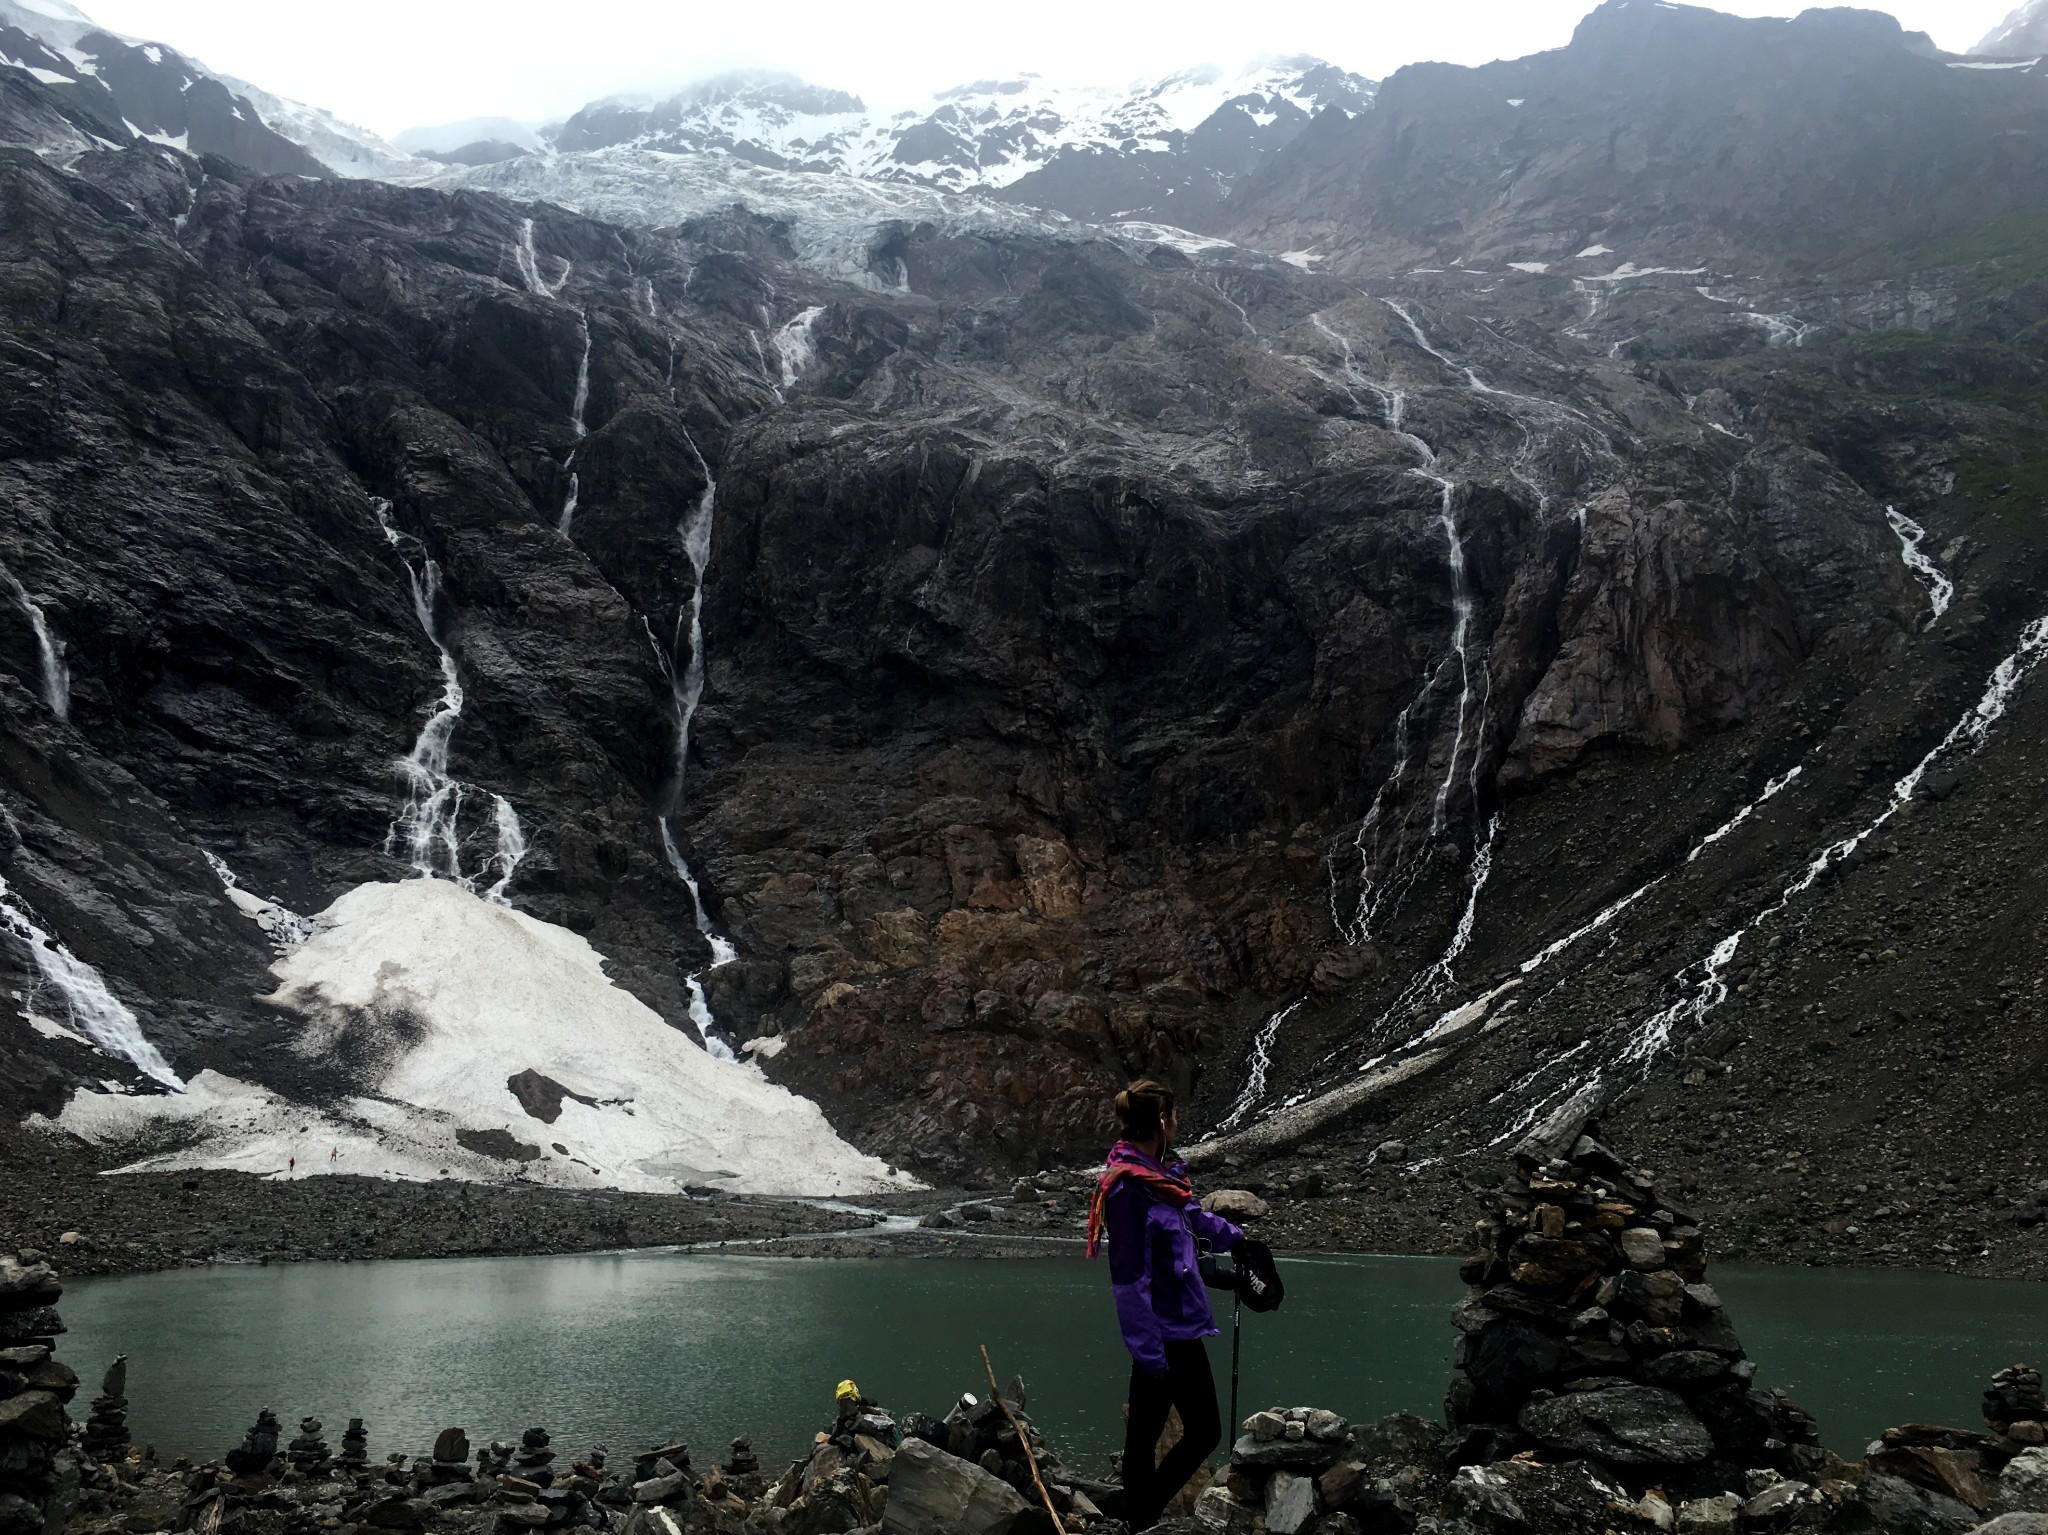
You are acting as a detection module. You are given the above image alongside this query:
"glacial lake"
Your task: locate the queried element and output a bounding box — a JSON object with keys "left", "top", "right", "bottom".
{"left": 59, "top": 1250, "right": 2048, "bottom": 1472}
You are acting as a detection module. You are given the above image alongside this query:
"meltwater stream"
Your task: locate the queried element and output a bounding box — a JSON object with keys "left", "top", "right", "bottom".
{"left": 57, "top": 1252, "right": 2048, "bottom": 1470}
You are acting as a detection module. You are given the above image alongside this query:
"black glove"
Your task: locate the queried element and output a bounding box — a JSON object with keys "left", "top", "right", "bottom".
{"left": 1234, "top": 1238, "right": 1285, "bottom": 1313}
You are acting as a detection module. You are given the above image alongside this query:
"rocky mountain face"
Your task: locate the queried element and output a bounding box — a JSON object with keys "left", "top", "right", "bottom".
{"left": 1226, "top": 0, "right": 2045, "bottom": 279}
{"left": 1975, "top": 0, "right": 2048, "bottom": 56}
{"left": 0, "top": 2, "right": 2046, "bottom": 1271}
{"left": 0, "top": 15, "right": 322, "bottom": 174}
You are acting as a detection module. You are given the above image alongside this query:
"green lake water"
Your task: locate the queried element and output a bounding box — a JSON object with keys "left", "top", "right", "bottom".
{"left": 58, "top": 1250, "right": 2047, "bottom": 1473}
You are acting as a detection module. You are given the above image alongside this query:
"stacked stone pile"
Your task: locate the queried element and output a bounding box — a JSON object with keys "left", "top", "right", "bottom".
{"left": 1443, "top": 1107, "right": 1822, "bottom": 1494}
{"left": 286, "top": 1418, "right": 331, "bottom": 1478}
{"left": 340, "top": 1420, "right": 370, "bottom": 1473}
{"left": 1185, "top": 1406, "right": 1431, "bottom": 1534}
{"left": 224, "top": 1409, "right": 283, "bottom": 1477}
{"left": 1859, "top": 1363, "right": 2048, "bottom": 1522}
{"left": 79, "top": 1359, "right": 128, "bottom": 1462}
{"left": 0, "top": 1252, "right": 78, "bottom": 1535}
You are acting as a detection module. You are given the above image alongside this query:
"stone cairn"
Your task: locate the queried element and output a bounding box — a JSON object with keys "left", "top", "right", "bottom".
{"left": 286, "top": 1416, "right": 332, "bottom": 1477}
{"left": 0, "top": 1252, "right": 79, "bottom": 1535}
{"left": 1865, "top": 1361, "right": 2048, "bottom": 1517}
{"left": 1443, "top": 1100, "right": 1821, "bottom": 1495}
{"left": 80, "top": 1357, "right": 129, "bottom": 1462}
{"left": 224, "top": 1409, "right": 283, "bottom": 1478}
{"left": 1193, "top": 1406, "right": 1428, "bottom": 1535}
{"left": 339, "top": 1419, "right": 370, "bottom": 1473}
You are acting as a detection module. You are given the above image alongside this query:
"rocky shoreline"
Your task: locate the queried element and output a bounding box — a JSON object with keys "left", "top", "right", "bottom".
{"left": 13, "top": 1115, "right": 2045, "bottom": 1284}
{"left": 7, "top": 1112, "right": 2047, "bottom": 1535}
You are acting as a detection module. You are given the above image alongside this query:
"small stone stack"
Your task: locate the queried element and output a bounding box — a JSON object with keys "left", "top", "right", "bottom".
{"left": 427, "top": 1427, "right": 474, "bottom": 1484}
{"left": 512, "top": 1427, "right": 555, "bottom": 1485}
{"left": 1192, "top": 1407, "right": 1425, "bottom": 1535}
{"left": 225, "top": 1409, "right": 284, "bottom": 1478}
{"left": 1986, "top": 1365, "right": 2048, "bottom": 1452}
{"left": 624, "top": 1440, "right": 693, "bottom": 1514}
{"left": 495, "top": 1427, "right": 587, "bottom": 1532}
{"left": 80, "top": 1357, "right": 130, "bottom": 1462}
{"left": 1866, "top": 1363, "right": 2048, "bottom": 1517}
{"left": 0, "top": 1252, "right": 78, "bottom": 1535}
{"left": 339, "top": 1419, "right": 370, "bottom": 1473}
{"left": 723, "top": 1437, "right": 758, "bottom": 1478}
{"left": 287, "top": 1416, "right": 332, "bottom": 1477}
{"left": 1444, "top": 1103, "right": 1819, "bottom": 1492}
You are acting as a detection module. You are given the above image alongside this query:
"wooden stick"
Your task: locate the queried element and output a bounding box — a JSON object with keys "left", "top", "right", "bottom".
{"left": 980, "top": 1343, "right": 1066, "bottom": 1534}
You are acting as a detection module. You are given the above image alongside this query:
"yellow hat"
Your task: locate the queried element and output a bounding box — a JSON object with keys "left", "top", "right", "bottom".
{"left": 835, "top": 1380, "right": 861, "bottom": 1405}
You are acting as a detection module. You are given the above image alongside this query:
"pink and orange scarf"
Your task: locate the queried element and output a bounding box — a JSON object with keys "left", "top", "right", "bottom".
{"left": 1085, "top": 1140, "right": 1195, "bottom": 1257}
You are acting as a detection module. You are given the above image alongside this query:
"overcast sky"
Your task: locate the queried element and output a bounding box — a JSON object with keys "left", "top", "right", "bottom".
{"left": 80, "top": 0, "right": 2024, "bottom": 136}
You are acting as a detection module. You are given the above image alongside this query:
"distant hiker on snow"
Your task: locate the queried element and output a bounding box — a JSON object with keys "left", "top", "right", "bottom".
{"left": 1087, "top": 1079, "right": 1243, "bottom": 1531}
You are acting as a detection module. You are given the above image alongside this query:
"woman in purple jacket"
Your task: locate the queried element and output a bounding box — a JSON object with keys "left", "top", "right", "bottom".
{"left": 1086, "top": 1079, "right": 1245, "bottom": 1531}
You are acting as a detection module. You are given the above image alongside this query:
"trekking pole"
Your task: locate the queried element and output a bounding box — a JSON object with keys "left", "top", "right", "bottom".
{"left": 1228, "top": 1287, "right": 1242, "bottom": 1445}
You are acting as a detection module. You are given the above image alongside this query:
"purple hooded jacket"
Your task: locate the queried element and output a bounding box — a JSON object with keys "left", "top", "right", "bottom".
{"left": 1103, "top": 1150, "right": 1245, "bottom": 1373}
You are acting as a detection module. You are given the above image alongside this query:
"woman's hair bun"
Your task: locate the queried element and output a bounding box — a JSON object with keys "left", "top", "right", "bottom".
{"left": 1115, "top": 1078, "right": 1175, "bottom": 1137}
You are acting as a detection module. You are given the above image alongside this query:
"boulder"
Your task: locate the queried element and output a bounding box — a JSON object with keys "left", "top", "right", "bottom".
{"left": 1675, "top": 1494, "right": 1738, "bottom": 1534}
{"left": 1518, "top": 1385, "right": 1713, "bottom": 1465}
{"left": 1204, "top": 1191, "right": 1271, "bottom": 1221}
{"left": 1231, "top": 1434, "right": 1346, "bottom": 1473}
{"left": 1837, "top": 1473, "right": 1975, "bottom": 1534}
{"left": 2002, "top": 1449, "right": 2048, "bottom": 1514}
{"left": 1191, "top": 1485, "right": 1259, "bottom": 1535}
{"left": 880, "top": 1437, "right": 1028, "bottom": 1535}
{"left": 1265, "top": 1471, "right": 1316, "bottom": 1535}
{"left": 1975, "top": 1518, "right": 2048, "bottom": 1535}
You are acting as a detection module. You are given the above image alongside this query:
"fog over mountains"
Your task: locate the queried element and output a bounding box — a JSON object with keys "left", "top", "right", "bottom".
{"left": 2, "top": 0, "right": 2047, "bottom": 1272}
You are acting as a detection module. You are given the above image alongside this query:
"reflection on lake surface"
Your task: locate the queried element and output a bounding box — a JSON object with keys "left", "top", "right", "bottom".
{"left": 59, "top": 1250, "right": 2048, "bottom": 1469}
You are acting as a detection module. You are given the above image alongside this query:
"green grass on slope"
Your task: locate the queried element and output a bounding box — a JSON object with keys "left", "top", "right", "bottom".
{"left": 1914, "top": 211, "right": 2048, "bottom": 299}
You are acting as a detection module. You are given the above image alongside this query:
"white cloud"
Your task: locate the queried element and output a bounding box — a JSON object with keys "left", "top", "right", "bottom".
{"left": 81, "top": 0, "right": 2020, "bottom": 138}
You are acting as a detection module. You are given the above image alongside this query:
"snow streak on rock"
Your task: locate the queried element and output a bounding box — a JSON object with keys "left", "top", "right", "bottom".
{"left": 202, "top": 850, "right": 312, "bottom": 948}
{"left": 513, "top": 217, "right": 569, "bottom": 298}
{"left": 0, "top": 871, "right": 181, "bottom": 1088}
{"left": 1, "top": 562, "right": 69, "bottom": 720}
{"left": 53, "top": 880, "right": 903, "bottom": 1195}
{"left": 1886, "top": 506, "right": 1954, "bottom": 622}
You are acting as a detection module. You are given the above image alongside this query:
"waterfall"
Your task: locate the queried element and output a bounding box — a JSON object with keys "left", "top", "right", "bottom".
{"left": 1886, "top": 506, "right": 1954, "bottom": 622}
{"left": 1, "top": 564, "right": 70, "bottom": 720}
{"left": 1422, "top": 474, "right": 1477, "bottom": 839}
{"left": 772, "top": 306, "right": 826, "bottom": 394}
{"left": 371, "top": 499, "right": 525, "bottom": 899}
{"left": 481, "top": 797, "right": 527, "bottom": 905}
{"left": 1617, "top": 610, "right": 2048, "bottom": 1068}
{"left": 636, "top": 407, "right": 743, "bottom": 1053}
{"left": 1216, "top": 1001, "right": 1300, "bottom": 1132}
{"left": 556, "top": 316, "right": 592, "bottom": 537}
{"left": 1332, "top": 693, "right": 1417, "bottom": 945}
{"left": 513, "top": 217, "right": 570, "bottom": 298}
{"left": 1514, "top": 766, "right": 1806, "bottom": 978}
{"left": 376, "top": 498, "right": 468, "bottom": 880}
{"left": 0, "top": 871, "right": 181, "bottom": 1088}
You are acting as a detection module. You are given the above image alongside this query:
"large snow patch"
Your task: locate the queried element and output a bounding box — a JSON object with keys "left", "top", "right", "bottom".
{"left": 51, "top": 879, "right": 903, "bottom": 1197}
